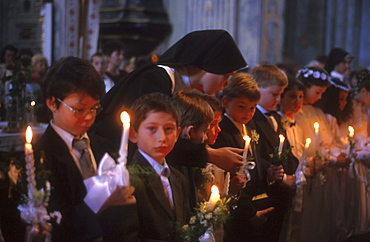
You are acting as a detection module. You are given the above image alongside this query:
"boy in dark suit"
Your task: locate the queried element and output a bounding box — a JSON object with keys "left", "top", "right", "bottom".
{"left": 34, "top": 57, "right": 137, "bottom": 241}
{"left": 212, "top": 73, "right": 274, "bottom": 241}
{"left": 128, "top": 93, "right": 189, "bottom": 241}
{"left": 250, "top": 64, "right": 299, "bottom": 241}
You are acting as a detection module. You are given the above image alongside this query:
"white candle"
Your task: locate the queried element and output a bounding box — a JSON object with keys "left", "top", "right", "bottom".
{"left": 208, "top": 185, "right": 220, "bottom": 210}
{"left": 25, "top": 126, "right": 36, "bottom": 197}
{"left": 278, "top": 134, "right": 285, "bottom": 155}
{"left": 347, "top": 126, "right": 355, "bottom": 155}
{"left": 303, "top": 138, "right": 311, "bottom": 157}
{"left": 313, "top": 122, "right": 319, "bottom": 149}
{"left": 118, "top": 111, "right": 130, "bottom": 164}
{"left": 242, "top": 135, "right": 251, "bottom": 161}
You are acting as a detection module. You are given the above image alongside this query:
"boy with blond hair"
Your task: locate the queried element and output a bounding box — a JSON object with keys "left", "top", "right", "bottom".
{"left": 250, "top": 64, "right": 298, "bottom": 241}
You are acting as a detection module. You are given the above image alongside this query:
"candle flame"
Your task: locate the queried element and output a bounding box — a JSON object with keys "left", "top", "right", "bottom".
{"left": 30, "top": 101, "right": 36, "bottom": 107}
{"left": 279, "top": 134, "right": 285, "bottom": 142}
{"left": 348, "top": 126, "right": 354, "bottom": 137}
{"left": 211, "top": 185, "right": 219, "bottom": 196}
{"left": 314, "top": 122, "right": 319, "bottom": 131}
{"left": 26, "top": 126, "right": 33, "bottom": 143}
{"left": 305, "top": 138, "right": 311, "bottom": 148}
{"left": 243, "top": 135, "right": 251, "bottom": 143}
{"left": 120, "top": 111, "right": 130, "bottom": 124}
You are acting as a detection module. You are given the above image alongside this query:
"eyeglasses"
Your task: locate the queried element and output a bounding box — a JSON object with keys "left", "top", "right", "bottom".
{"left": 56, "top": 98, "right": 103, "bottom": 118}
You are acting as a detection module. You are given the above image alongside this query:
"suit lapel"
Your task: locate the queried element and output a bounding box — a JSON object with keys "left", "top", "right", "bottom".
{"left": 134, "top": 152, "right": 174, "bottom": 218}
{"left": 254, "top": 109, "right": 278, "bottom": 148}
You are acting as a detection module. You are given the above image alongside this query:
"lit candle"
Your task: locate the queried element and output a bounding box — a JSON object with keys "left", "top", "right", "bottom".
{"left": 242, "top": 135, "right": 251, "bottom": 161}
{"left": 278, "top": 134, "right": 285, "bottom": 155}
{"left": 118, "top": 111, "right": 130, "bottom": 164}
{"left": 208, "top": 185, "right": 220, "bottom": 210}
{"left": 347, "top": 126, "right": 355, "bottom": 155}
{"left": 303, "top": 138, "right": 311, "bottom": 157}
{"left": 313, "top": 122, "right": 319, "bottom": 149}
{"left": 30, "top": 101, "right": 36, "bottom": 125}
{"left": 25, "top": 126, "right": 36, "bottom": 197}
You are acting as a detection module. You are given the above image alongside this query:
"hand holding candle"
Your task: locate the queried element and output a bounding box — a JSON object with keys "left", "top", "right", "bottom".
{"left": 118, "top": 111, "right": 130, "bottom": 164}
{"left": 208, "top": 185, "right": 220, "bottom": 210}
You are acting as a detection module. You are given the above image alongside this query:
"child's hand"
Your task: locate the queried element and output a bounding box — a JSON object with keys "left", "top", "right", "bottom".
{"left": 98, "top": 185, "right": 136, "bottom": 214}
{"left": 283, "top": 175, "right": 296, "bottom": 188}
{"left": 267, "top": 165, "right": 284, "bottom": 182}
{"left": 229, "top": 175, "right": 246, "bottom": 194}
{"left": 207, "top": 146, "right": 244, "bottom": 173}
{"left": 249, "top": 207, "right": 274, "bottom": 226}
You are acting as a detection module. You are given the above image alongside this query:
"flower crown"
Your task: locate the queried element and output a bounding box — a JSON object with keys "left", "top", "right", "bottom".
{"left": 296, "top": 68, "right": 328, "bottom": 81}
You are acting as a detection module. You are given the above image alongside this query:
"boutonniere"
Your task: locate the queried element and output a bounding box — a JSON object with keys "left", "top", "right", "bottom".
{"left": 281, "top": 117, "right": 289, "bottom": 130}
{"left": 250, "top": 130, "right": 259, "bottom": 144}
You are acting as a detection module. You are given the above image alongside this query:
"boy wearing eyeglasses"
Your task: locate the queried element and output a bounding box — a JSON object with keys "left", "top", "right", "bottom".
{"left": 33, "top": 57, "right": 138, "bottom": 241}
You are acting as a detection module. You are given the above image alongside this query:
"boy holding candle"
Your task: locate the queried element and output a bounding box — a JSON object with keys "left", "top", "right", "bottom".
{"left": 167, "top": 90, "right": 215, "bottom": 210}
{"left": 211, "top": 73, "right": 274, "bottom": 241}
{"left": 249, "top": 64, "right": 298, "bottom": 241}
{"left": 33, "top": 57, "right": 138, "bottom": 241}
{"left": 128, "top": 93, "right": 189, "bottom": 241}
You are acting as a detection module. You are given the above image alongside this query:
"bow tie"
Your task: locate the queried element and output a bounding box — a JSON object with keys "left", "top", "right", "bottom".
{"left": 289, "top": 121, "right": 296, "bottom": 127}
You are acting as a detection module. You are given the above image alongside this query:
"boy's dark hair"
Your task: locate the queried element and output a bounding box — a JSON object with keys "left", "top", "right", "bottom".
{"left": 251, "top": 64, "right": 288, "bottom": 88}
{"left": 42, "top": 56, "right": 105, "bottom": 105}
{"left": 0, "top": 44, "right": 18, "bottom": 63}
{"left": 186, "top": 90, "right": 223, "bottom": 113}
{"left": 222, "top": 73, "right": 261, "bottom": 102}
{"left": 172, "top": 90, "right": 214, "bottom": 130}
{"left": 90, "top": 52, "right": 104, "bottom": 62}
{"left": 281, "top": 75, "right": 305, "bottom": 98}
{"left": 296, "top": 66, "right": 330, "bottom": 87}
{"left": 102, "top": 41, "right": 125, "bottom": 57}
{"left": 130, "top": 93, "right": 179, "bottom": 132}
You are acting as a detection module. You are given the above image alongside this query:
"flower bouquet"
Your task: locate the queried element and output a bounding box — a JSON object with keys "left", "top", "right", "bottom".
{"left": 180, "top": 187, "right": 231, "bottom": 242}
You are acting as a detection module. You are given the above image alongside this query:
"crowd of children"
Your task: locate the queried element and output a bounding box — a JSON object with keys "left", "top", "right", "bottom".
{"left": 1, "top": 30, "right": 370, "bottom": 242}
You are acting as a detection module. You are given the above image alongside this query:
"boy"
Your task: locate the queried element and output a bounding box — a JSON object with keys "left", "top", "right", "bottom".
{"left": 128, "top": 93, "right": 188, "bottom": 241}
{"left": 212, "top": 73, "right": 274, "bottom": 241}
{"left": 250, "top": 64, "right": 298, "bottom": 241}
{"left": 33, "top": 57, "right": 137, "bottom": 241}
{"left": 102, "top": 40, "right": 127, "bottom": 84}
{"left": 278, "top": 76, "right": 305, "bottom": 160}
{"left": 90, "top": 52, "right": 114, "bottom": 93}
{"left": 167, "top": 90, "right": 214, "bottom": 209}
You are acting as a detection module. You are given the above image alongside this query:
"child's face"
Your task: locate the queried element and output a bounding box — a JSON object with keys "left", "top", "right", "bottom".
{"left": 205, "top": 111, "right": 221, "bottom": 145}
{"left": 358, "top": 88, "right": 370, "bottom": 106}
{"left": 198, "top": 72, "right": 231, "bottom": 95}
{"left": 304, "top": 85, "right": 327, "bottom": 104}
{"left": 108, "top": 50, "right": 124, "bottom": 67}
{"left": 130, "top": 111, "right": 180, "bottom": 164}
{"left": 34, "top": 61, "right": 47, "bottom": 75}
{"left": 338, "top": 90, "right": 349, "bottom": 111}
{"left": 258, "top": 84, "right": 285, "bottom": 111}
{"left": 92, "top": 56, "right": 107, "bottom": 75}
{"left": 280, "top": 89, "right": 304, "bottom": 116}
{"left": 189, "top": 122, "right": 210, "bottom": 144}
{"left": 223, "top": 96, "right": 259, "bottom": 124}
{"left": 47, "top": 93, "right": 100, "bottom": 136}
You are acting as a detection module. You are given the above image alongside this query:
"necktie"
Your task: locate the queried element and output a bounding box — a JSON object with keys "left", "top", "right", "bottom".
{"left": 160, "top": 167, "right": 173, "bottom": 208}
{"left": 265, "top": 111, "right": 278, "bottom": 132}
{"left": 73, "top": 138, "right": 95, "bottom": 179}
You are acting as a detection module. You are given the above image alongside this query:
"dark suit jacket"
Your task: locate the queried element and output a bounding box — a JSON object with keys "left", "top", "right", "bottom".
{"left": 130, "top": 151, "right": 189, "bottom": 242}
{"left": 33, "top": 125, "right": 138, "bottom": 242}
{"left": 249, "top": 109, "right": 299, "bottom": 241}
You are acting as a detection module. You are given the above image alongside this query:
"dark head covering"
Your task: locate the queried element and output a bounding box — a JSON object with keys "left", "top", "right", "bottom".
{"left": 324, "top": 48, "right": 354, "bottom": 73}
{"left": 159, "top": 29, "right": 247, "bottom": 74}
